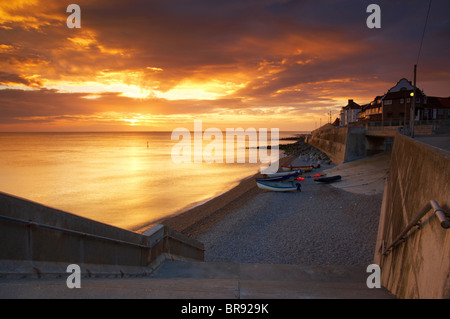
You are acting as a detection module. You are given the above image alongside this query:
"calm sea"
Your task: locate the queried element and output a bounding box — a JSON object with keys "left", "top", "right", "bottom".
{"left": 0, "top": 131, "right": 304, "bottom": 231}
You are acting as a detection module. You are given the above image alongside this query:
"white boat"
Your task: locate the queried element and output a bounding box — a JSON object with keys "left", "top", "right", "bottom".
{"left": 256, "top": 181, "right": 301, "bottom": 192}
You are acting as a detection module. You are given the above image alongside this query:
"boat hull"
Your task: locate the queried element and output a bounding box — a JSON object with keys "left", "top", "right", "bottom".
{"left": 256, "top": 181, "right": 301, "bottom": 192}
{"left": 257, "top": 172, "right": 300, "bottom": 182}
{"left": 314, "top": 175, "right": 342, "bottom": 183}
{"left": 264, "top": 171, "right": 300, "bottom": 177}
{"left": 280, "top": 165, "right": 314, "bottom": 172}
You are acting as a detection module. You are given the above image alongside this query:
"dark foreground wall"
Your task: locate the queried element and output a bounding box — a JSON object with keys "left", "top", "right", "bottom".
{"left": 374, "top": 133, "right": 450, "bottom": 299}
{"left": 0, "top": 192, "right": 204, "bottom": 277}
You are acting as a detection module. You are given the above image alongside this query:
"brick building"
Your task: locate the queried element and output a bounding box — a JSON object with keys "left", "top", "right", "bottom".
{"left": 342, "top": 78, "right": 450, "bottom": 126}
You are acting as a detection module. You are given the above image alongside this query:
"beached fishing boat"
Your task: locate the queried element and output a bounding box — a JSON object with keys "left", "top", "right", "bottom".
{"left": 256, "top": 180, "right": 301, "bottom": 192}
{"left": 314, "top": 175, "right": 342, "bottom": 183}
{"left": 257, "top": 173, "right": 306, "bottom": 182}
{"left": 280, "top": 165, "right": 315, "bottom": 172}
{"left": 264, "top": 171, "right": 301, "bottom": 177}
{"left": 257, "top": 171, "right": 300, "bottom": 182}
{"left": 263, "top": 172, "right": 327, "bottom": 181}
{"left": 256, "top": 174, "right": 295, "bottom": 182}
{"left": 296, "top": 173, "right": 327, "bottom": 180}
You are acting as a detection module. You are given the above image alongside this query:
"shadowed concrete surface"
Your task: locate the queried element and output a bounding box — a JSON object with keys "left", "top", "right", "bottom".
{"left": 322, "top": 152, "right": 390, "bottom": 195}
{"left": 0, "top": 260, "right": 395, "bottom": 299}
{"left": 416, "top": 133, "right": 450, "bottom": 152}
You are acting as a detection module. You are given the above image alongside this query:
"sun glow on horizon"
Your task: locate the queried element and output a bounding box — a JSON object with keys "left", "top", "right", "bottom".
{"left": 123, "top": 118, "right": 138, "bottom": 126}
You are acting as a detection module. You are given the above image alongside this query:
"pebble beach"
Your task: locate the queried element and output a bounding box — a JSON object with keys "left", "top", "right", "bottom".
{"left": 161, "top": 135, "right": 389, "bottom": 267}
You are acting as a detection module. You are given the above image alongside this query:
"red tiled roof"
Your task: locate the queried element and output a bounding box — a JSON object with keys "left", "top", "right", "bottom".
{"left": 427, "top": 96, "right": 450, "bottom": 108}
{"left": 439, "top": 97, "right": 450, "bottom": 108}
{"left": 342, "top": 99, "right": 361, "bottom": 110}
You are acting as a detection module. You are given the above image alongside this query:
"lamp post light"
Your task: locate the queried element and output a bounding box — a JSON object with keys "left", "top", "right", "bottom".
{"left": 410, "top": 65, "right": 417, "bottom": 138}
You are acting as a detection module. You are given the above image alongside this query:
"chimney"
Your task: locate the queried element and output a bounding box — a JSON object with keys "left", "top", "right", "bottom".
{"left": 348, "top": 99, "right": 353, "bottom": 105}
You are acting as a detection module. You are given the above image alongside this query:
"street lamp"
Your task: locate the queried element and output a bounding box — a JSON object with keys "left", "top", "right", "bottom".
{"left": 410, "top": 65, "right": 417, "bottom": 138}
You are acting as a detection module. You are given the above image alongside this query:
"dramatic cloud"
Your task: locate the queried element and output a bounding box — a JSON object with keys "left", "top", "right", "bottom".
{"left": 0, "top": 0, "right": 449, "bottom": 131}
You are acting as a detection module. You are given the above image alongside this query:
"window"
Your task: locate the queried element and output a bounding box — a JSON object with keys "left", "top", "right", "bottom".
{"left": 384, "top": 100, "right": 392, "bottom": 105}
{"left": 400, "top": 98, "right": 404, "bottom": 104}
{"left": 406, "top": 98, "right": 411, "bottom": 103}
{"left": 438, "top": 109, "right": 444, "bottom": 115}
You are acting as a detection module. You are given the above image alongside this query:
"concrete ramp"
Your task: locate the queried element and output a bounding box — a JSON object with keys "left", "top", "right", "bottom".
{"left": 0, "top": 260, "right": 395, "bottom": 299}
{"left": 322, "top": 152, "right": 391, "bottom": 195}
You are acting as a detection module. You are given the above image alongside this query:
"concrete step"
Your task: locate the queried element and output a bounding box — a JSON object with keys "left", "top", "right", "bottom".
{"left": 0, "top": 260, "right": 396, "bottom": 299}
{"left": 152, "top": 260, "right": 373, "bottom": 282}
{"left": 151, "top": 260, "right": 395, "bottom": 299}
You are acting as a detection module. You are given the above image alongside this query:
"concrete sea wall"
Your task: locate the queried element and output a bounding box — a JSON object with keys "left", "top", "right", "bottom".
{"left": 309, "top": 125, "right": 449, "bottom": 298}
{"left": 374, "top": 133, "right": 450, "bottom": 299}
{"left": 0, "top": 192, "right": 204, "bottom": 277}
{"left": 308, "top": 124, "right": 367, "bottom": 164}
{"left": 307, "top": 124, "right": 348, "bottom": 164}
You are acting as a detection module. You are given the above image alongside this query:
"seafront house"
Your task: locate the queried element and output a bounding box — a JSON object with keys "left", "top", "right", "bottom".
{"left": 381, "top": 78, "right": 427, "bottom": 125}
{"left": 357, "top": 96, "right": 383, "bottom": 123}
{"left": 341, "top": 78, "right": 450, "bottom": 127}
{"left": 426, "top": 96, "right": 450, "bottom": 120}
{"left": 339, "top": 99, "right": 361, "bottom": 126}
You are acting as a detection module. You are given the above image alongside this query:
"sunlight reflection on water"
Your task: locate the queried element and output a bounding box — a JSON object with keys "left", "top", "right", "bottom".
{"left": 0, "top": 131, "right": 302, "bottom": 231}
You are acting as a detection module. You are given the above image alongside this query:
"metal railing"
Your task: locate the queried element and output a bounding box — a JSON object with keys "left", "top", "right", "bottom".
{"left": 343, "top": 119, "right": 450, "bottom": 134}
{"left": 382, "top": 200, "right": 450, "bottom": 256}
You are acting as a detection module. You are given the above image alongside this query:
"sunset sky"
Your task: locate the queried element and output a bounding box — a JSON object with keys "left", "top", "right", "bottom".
{"left": 1, "top": 0, "right": 449, "bottom": 132}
